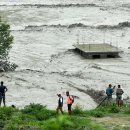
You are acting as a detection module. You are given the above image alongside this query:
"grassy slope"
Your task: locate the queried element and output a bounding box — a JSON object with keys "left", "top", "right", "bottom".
{"left": 0, "top": 103, "right": 130, "bottom": 130}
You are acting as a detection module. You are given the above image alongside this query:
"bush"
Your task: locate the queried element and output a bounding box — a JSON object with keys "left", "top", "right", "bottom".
{"left": 18, "top": 126, "right": 40, "bottom": 130}
{"left": 124, "top": 108, "right": 130, "bottom": 114}
{"left": 0, "top": 107, "right": 16, "bottom": 121}
{"left": 84, "top": 108, "right": 106, "bottom": 118}
{"left": 0, "top": 119, "right": 5, "bottom": 127}
{"left": 113, "top": 127, "right": 120, "bottom": 130}
{"left": 90, "top": 110, "right": 105, "bottom": 117}
{"left": 22, "top": 103, "right": 56, "bottom": 120}
{"left": 3, "top": 112, "right": 25, "bottom": 130}
{"left": 42, "top": 115, "right": 73, "bottom": 130}
{"left": 0, "top": 107, "right": 15, "bottom": 128}
{"left": 21, "top": 103, "right": 44, "bottom": 114}
{"left": 73, "top": 105, "right": 84, "bottom": 115}
{"left": 0, "top": 107, "right": 15, "bottom": 116}
{"left": 123, "top": 126, "right": 130, "bottom": 130}
{"left": 4, "top": 123, "right": 18, "bottom": 130}
{"left": 109, "top": 104, "right": 120, "bottom": 113}
{"left": 71, "top": 116, "right": 105, "bottom": 130}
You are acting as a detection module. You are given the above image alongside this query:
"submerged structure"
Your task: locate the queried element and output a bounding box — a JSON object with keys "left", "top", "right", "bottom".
{"left": 73, "top": 44, "right": 123, "bottom": 59}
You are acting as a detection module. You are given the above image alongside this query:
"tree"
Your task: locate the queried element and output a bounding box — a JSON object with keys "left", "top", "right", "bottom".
{"left": 0, "top": 17, "right": 17, "bottom": 72}
{"left": 0, "top": 17, "right": 13, "bottom": 59}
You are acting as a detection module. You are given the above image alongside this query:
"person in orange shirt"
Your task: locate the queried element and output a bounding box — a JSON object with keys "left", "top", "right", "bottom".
{"left": 66, "top": 91, "right": 73, "bottom": 115}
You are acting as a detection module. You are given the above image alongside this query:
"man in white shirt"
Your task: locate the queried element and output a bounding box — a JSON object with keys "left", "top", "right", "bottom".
{"left": 56, "top": 94, "right": 63, "bottom": 114}
{"left": 116, "top": 85, "right": 124, "bottom": 107}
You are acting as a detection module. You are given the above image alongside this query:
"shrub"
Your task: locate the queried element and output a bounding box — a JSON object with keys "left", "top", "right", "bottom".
{"left": 84, "top": 108, "right": 106, "bottom": 118}
{"left": 0, "top": 107, "right": 16, "bottom": 121}
{"left": 21, "top": 103, "right": 44, "bottom": 114}
{"left": 35, "top": 109, "right": 56, "bottom": 121}
{"left": 72, "top": 105, "right": 84, "bottom": 115}
{"left": 0, "top": 119, "right": 5, "bottom": 127}
{"left": 71, "top": 116, "right": 105, "bottom": 130}
{"left": 89, "top": 110, "right": 105, "bottom": 118}
{"left": 0, "top": 107, "right": 15, "bottom": 116}
{"left": 124, "top": 105, "right": 130, "bottom": 114}
{"left": 109, "top": 104, "right": 120, "bottom": 113}
{"left": 22, "top": 103, "right": 56, "bottom": 120}
{"left": 18, "top": 126, "right": 40, "bottom": 130}
{"left": 3, "top": 112, "right": 24, "bottom": 130}
{"left": 113, "top": 127, "right": 120, "bottom": 130}
{"left": 42, "top": 115, "right": 73, "bottom": 130}
{"left": 4, "top": 123, "right": 18, "bottom": 130}
{"left": 123, "top": 126, "right": 130, "bottom": 130}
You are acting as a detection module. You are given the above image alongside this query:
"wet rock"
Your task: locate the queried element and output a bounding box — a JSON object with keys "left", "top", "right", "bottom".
{"left": 67, "top": 83, "right": 106, "bottom": 104}
{"left": 86, "top": 89, "right": 106, "bottom": 104}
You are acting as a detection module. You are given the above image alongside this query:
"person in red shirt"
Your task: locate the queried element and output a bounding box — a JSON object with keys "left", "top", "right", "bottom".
{"left": 66, "top": 91, "right": 73, "bottom": 115}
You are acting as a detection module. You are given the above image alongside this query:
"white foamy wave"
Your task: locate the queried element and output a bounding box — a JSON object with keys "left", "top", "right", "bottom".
{"left": 97, "top": 21, "right": 130, "bottom": 29}
{"left": 10, "top": 26, "right": 25, "bottom": 31}
{"left": 0, "top": 3, "right": 99, "bottom": 8}
{"left": 10, "top": 21, "right": 130, "bottom": 31}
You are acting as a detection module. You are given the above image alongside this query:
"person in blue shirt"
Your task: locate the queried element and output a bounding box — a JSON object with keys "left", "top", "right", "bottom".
{"left": 0, "top": 81, "right": 8, "bottom": 107}
{"left": 106, "top": 84, "right": 114, "bottom": 99}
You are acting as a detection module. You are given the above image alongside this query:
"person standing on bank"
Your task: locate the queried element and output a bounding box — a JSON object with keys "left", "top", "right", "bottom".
{"left": 66, "top": 91, "right": 74, "bottom": 115}
{"left": 0, "top": 81, "right": 8, "bottom": 107}
{"left": 106, "top": 84, "right": 114, "bottom": 99}
{"left": 56, "top": 94, "right": 63, "bottom": 114}
{"left": 116, "top": 85, "right": 124, "bottom": 107}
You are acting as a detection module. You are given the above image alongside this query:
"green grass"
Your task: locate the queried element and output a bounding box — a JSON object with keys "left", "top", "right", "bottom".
{"left": 0, "top": 103, "right": 130, "bottom": 130}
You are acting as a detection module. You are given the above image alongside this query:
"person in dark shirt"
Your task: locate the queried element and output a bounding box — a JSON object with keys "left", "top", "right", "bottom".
{"left": 106, "top": 84, "right": 115, "bottom": 99}
{"left": 56, "top": 94, "right": 63, "bottom": 114}
{"left": 0, "top": 81, "right": 8, "bottom": 107}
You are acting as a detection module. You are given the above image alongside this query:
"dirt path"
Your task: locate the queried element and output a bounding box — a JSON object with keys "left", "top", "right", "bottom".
{"left": 91, "top": 116, "right": 130, "bottom": 129}
{"left": 92, "top": 116, "right": 130, "bottom": 125}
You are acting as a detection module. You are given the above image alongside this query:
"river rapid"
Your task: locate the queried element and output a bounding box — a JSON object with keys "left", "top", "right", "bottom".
{"left": 0, "top": 0, "right": 130, "bottom": 110}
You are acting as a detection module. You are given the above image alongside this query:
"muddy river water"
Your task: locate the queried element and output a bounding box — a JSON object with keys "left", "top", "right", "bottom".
{"left": 0, "top": 0, "right": 130, "bottom": 110}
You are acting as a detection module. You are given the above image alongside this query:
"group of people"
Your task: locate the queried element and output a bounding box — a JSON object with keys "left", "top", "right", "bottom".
{"left": 0, "top": 81, "right": 74, "bottom": 114}
{"left": 106, "top": 84, "right": 124, "bottom": 107}
{"left": 56, "top": 91, "right": 74, "bottom": 115}
{"left": 0, "top": 80, "right": 125, "bottom": 112}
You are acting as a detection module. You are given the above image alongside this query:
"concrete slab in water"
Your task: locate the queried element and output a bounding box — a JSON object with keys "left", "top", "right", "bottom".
{"left": 73, "top": 44, "right": 122, "bottom": 53}
{"left": 73, "top": 44, "right": 123, "bottom": 58}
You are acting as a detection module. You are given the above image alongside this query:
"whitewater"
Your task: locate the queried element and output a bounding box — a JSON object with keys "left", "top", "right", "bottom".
{"left": 0, "top": 0, "right": 130, "bottom": 110}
